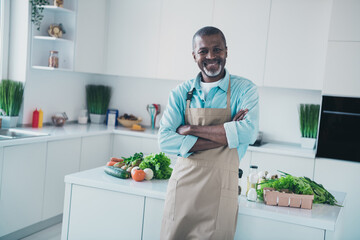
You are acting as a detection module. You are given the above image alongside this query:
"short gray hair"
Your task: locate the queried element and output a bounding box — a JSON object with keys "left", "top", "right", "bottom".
{"left": 192, "top": 26, "right": 227, "bottom": 50}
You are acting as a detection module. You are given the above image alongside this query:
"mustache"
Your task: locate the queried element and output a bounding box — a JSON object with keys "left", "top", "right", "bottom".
{"left": 203, "top": 58, "right": 222, "bottom": 65}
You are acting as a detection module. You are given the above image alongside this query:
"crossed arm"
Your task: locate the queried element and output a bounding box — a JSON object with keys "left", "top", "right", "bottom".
{"left": 176, "top": 109, "right": 248, "bottom": 152}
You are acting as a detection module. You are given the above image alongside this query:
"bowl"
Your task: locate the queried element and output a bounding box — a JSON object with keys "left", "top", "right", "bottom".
{"left": 117, "top": 117, "right": 142, "bottom": 128}
{"left": 52, "top": 116, "right": 66, "bottom": 126}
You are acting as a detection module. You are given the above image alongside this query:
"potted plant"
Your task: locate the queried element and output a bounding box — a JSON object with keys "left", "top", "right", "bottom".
{"left": 86, "top": 84, "right": 111, "bottom": 124}
{"left": 299, "top": 104, "right": 320, "bottom": 149}
{"left": 0, "top": 80, "right": 25, "bottom": 128}
{"left": 30, "top": 0, "right": 50, "bottom": 31}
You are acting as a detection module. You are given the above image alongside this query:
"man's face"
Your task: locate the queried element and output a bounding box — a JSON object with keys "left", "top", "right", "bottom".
{"left": 192, "top": 33, "right": 227, "bottom": 81}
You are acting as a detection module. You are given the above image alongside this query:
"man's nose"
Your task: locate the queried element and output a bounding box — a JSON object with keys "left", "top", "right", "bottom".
{"left": 206, "top": 51, "right": 216, "bottom": 59}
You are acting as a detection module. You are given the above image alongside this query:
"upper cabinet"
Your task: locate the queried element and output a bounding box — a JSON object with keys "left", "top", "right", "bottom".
{"left": 156, "top": 0, "right": 213, "bottom": 81}
{"left": 74, "top": 0, "right": 107, "bottom": 74}
{"left": 30, "top": 1, "right": 77, "bottom": 71}
{"left": 263, "top": 0, "right": 332, "bottom": 90}
{"left": 322, "top": 0, "right": 360, "bottom": 97}
{"left": 213, "top": 0, "right": 270, "bottom": 86}
{"left": 105, "top": 0, "right": 162, "bottom": 78}
{"left": 328, "top": 0, "right": 360, "bottom": 41}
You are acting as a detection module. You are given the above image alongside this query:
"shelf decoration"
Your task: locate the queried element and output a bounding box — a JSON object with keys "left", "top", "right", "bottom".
{"left": 298, "top": 103, "right": 320, "bottom": 149}
{"left": 30, "top": 0, "right": 50, "bottom": 30}
{"left": 48, "top": 23, "right": 66, "bottom": 38}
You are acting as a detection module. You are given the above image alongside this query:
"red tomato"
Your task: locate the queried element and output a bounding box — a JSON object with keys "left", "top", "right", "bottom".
{"left": 132, "top": 169, "right": 146, "bottom": 182}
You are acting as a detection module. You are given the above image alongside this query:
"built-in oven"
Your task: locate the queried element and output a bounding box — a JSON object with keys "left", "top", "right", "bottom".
{"left": 316, "top": 95, "right": 360, "bottom": 162}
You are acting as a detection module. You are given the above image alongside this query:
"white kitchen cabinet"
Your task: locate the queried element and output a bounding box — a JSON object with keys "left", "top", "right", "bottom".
{"left": 105, "top": 0, "right": 162, "bottom": 78}
{"left": 112, "top": 134, "right": 160, "bottom": 158}
{"left": 80, "top": 134, "right": 112, "bottom": 171}
{"left": 30, "top": 2, "right": 77, "bottom": 71}
{"left": 42, "top": 138, "right": 81, "bottom": 220}
{"left": 74, "top": 0, "right": 107, "bottom": 74}
{"left": 314, "top": 158, "right": 360, "bottom": 240}
{"left": 263, "top": 0, "right": 332, "bottom": 90}
{"left": 251, "top": 152, "right": 314, "bottom": 179}
{"left": 157, "top": 0, "right": 214, "bottom": 81}
{"left": 328, "top": 0, "right": 360, "bottom": 41}
{"left": 0, "top": 143, "right": 47, "bottom": 237}
{"left": 234, "top": 214, "right": 324, "bottom": 240}
{"left": 322, "top": 42, "right": 360, "bottom": 97}
{"left": 213, "top": 0, "right": 270, "bottom": 86}
{"left": 66, "top": 185, "right": 144, "bottom": 240}
{"left": 142, "top": 197, "right": 165, "bottom": 240}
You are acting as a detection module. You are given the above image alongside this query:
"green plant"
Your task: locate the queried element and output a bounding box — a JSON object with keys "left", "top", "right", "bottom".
{"left": 0, "top": 80, "right": 24, "bottom": 116}
{"left": 299, "top": 104, "right": 320, "bottom": 138}
{"left": 29, "top": 0, "right": 50, "bottom": 31}
{"left": 86, "top": 85, "right": 112, "bottom": 115}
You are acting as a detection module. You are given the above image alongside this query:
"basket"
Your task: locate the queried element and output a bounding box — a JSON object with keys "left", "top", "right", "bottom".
{"left": 263, "top": 187, "right": 314, "bottom": 210}
{"left": 117, "top": 117, "right": 142, "bottom": 128}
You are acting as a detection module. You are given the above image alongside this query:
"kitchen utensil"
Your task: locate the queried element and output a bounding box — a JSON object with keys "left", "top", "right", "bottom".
{"left": 146, "top": 104, "right": 161, "bottom": 129}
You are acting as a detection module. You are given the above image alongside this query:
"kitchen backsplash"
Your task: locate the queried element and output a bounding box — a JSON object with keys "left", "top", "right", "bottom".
{"left": 22, "top": 69, "right": 321, "bottom": 144}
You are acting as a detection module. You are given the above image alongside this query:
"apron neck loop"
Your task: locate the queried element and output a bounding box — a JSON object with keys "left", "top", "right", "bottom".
{"left": 186, "top": 88, "right": 194, "bottom": 109}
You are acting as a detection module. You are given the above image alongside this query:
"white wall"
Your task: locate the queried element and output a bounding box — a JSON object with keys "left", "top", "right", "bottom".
{"left": 22, "top": 69, "right": 321, "bottom": 145}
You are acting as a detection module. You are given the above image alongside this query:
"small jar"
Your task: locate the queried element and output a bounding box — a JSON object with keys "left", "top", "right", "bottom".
{"left": 49, "top": 51, "right": 59, "bottom": 68}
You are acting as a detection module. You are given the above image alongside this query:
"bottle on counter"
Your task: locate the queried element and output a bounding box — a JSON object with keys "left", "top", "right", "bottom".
{"left": 246, "top": 165, "right": 259, "bottom": 202}
{"left": 32, "top": 109, "right": 39, "bottom": 128}
{"left": 38, "top": 109, "right": 43, "bottom": 128}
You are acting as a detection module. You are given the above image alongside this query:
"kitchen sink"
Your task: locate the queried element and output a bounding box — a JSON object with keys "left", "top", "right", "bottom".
{"left": 0, "top": 129, "right": 50, "bottom": 140}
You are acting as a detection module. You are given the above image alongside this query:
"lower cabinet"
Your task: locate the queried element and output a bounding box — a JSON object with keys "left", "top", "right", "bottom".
{"left": 250, "top": 152, "right": 315, "bottom": 179}
{"left": 0, "top": 143, "right": 47, "bottom": 237}
{"left": 42, "top": 138, "right": 81, "bottom": 220}
{"left": 66, "top": 185, "right": 144, "bottom": 240}
{"left": 235, "top": 214, "right": 324, "bottom": 240}
{"left": 314, "top": 158, "right": 360, "bottom": 240}
{"left": 80, "top": 134, "right": 112, "bottom": 171}
{"left": 142, "top": 197, "right": 164, "bottom": 240}
{"left": 112, "top": 134, "right": 160, "bottom": 158}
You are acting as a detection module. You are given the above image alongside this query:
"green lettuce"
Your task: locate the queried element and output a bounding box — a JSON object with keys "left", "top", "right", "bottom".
{"left": 139, "top": 152, "right": 173, "bottom": 179}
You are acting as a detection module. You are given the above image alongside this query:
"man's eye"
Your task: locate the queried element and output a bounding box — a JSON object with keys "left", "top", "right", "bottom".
{"left": 199, "top": 50, "right": 207, "bottom": 54}
{"left": 214, "top": 48, "right": 221, "bottom": 53}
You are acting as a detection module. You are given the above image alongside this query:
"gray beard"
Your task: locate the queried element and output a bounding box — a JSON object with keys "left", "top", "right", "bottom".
{"left": 203, "top": 65, "right": 222, "bottom": 77}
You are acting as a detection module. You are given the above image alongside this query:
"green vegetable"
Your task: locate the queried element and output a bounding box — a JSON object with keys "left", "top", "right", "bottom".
{"left": 139, "top": 152, "right": 173, "bottom": 179}
{"left": 257, "top": 171, "right": 342, "bottom": 206}
{"left": 104, "top": 166, "right": 131, "bottom": 179}
{"left": 86, "top": 84, "right": 112, "bottom": 115}
{"left": 122, "top": 152, "right": 144, "bottom": 166}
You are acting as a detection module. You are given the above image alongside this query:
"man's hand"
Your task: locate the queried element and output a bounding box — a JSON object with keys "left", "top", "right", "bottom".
{"left": 232, "top": 109, "right": 248, "bottom": 121}
{"left": 176, "top": 125, "right": 191, "bottom": 135}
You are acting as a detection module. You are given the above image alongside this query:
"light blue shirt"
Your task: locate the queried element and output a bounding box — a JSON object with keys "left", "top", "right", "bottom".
{"left": 158, "top": 69, "right": 259, "bottom": 161}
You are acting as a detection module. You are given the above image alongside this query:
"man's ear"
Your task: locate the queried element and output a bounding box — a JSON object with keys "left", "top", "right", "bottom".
{"left": 225, "top": 46, "right": 228, "bottom": 58}
{"left": 192, "top": 52, "right": 196, "bottom": 62}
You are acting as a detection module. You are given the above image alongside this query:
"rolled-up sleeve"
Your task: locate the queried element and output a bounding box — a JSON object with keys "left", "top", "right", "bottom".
{"left": 158, "top": 88, "right": 198, "bottom": 158}
{"left": 224, "top": 84, "right": 259, "bottom": 148}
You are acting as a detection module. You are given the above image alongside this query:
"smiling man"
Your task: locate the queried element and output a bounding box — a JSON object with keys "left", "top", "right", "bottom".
{"left": 159, "top": 26, "right": 259, "bottom": 240}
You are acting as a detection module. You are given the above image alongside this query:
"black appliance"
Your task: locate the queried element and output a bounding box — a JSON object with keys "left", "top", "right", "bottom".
{"left": 316, "top": 95, "right": 360, "bottom": 162}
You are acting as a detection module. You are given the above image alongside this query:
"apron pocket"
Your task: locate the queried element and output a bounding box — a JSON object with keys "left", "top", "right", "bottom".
{"left": 163, "top": 177, "right": 178, "bottom": 221}
{"left": 216, "top": 188, "right": 239, "bottom": 233}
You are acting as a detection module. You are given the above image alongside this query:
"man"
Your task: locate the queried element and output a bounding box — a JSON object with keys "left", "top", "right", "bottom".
{"left": 159, "top": 26, "right": 259, "bottom": 240}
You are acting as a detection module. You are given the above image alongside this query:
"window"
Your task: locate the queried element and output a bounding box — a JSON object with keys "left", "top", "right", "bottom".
{"left": 0, "top": 0, "right": 10, "bottom": 79}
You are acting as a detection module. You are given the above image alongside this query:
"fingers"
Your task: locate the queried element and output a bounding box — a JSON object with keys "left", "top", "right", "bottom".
{"left": 232, "top": 109, "right": 248, "bottom": 121}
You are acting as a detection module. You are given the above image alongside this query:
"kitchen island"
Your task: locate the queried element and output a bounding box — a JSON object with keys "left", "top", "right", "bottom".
{"left": 61, "top": 167, "right": 345, "bottom": 240}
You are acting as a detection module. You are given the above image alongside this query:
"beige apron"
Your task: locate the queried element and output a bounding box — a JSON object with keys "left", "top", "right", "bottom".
{"left": 161, "top": 77, "right": 239, "bottom": 240}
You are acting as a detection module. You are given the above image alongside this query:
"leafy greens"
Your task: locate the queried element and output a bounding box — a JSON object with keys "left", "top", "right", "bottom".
{"left": 139, "top": 152, "right": 173, "bottom": 179}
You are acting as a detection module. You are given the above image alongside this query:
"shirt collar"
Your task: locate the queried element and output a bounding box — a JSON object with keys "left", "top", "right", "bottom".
{"left": 192, "top": 68, "right": 230, "bottom": 93}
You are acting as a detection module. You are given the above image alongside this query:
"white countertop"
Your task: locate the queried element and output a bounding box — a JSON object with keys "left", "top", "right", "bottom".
{"left": 65, "top": 167, "right": 345, "bottom": 231}
{"left": 0, "top": 123, "right": 315, "bottom": 158}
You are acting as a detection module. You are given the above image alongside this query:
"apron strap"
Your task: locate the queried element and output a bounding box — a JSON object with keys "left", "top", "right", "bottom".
{"left": 186, "top": 88, "right": 194, "bottom": 109}
{"left": 226, "top": 76, "right": 231, "bottom": 110}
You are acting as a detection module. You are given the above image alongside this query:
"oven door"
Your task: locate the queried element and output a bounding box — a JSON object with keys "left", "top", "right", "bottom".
{"left": 316, "top": 96, "right": 360, "bottom": 162}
